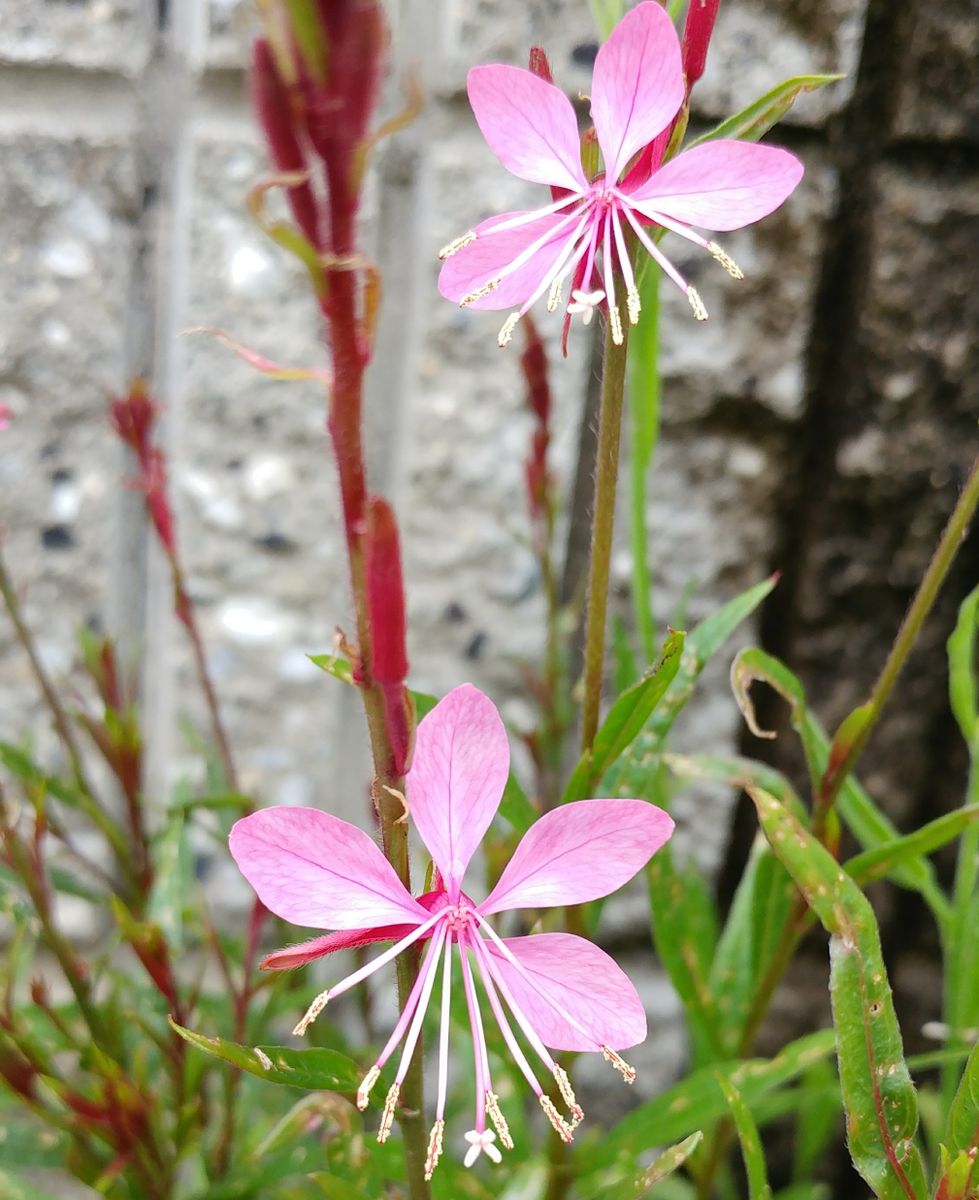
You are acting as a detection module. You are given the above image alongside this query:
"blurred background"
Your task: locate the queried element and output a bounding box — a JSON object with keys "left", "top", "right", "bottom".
{"left": 0, "top": 0, "right": 977, "bottom": 1181}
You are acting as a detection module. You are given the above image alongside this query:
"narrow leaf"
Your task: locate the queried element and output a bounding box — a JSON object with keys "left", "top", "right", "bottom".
{"left": 948, "top": 586, "right": 979, "bottom": 748}
{"left": 689, "top": 75, "right": 845, "bottom": 147}
{"left": 717, "top": 1072, "right": 773, "bottom": 1199}
{"left": 945, "top": 1039, "right": 979, "bottom": 1159}
{"left": 168, "top": 1019, "right": 360, "bottom": 1092}
{"left": 748, "top": 788, "right": 928, "bottom": 1200}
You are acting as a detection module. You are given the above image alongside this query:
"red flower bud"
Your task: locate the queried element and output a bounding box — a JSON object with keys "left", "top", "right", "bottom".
{"left": 528, "top": 45, "right": 553, "bottom": 84}
{"left": 681, "top": 0, "right": 721, "bottom": 87}
{"left": 365, "top": 496, "right": 408, "bottom": 686}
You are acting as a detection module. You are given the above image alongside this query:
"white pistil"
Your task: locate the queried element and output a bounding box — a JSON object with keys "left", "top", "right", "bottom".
{"left": 686, "top": 287, "right": 709, "bottom": 321}
{"left": 485, "top": 1090, "right": 514, "bottom": 1151}
{"left": 602, "top": 1045, "right": 637, "bottom": 1084}
{"left": 567, "top": 288, "right": 605, "bottom": 326}
{"left": 377, "top": 1082, "right": 400, "bottom": 1142}
{"left": 357, "top": 1064, "right": 380, "bottom": 1111}
{"left": 464, "top": 1128, "right": 501, "bottom": 1167}
{"left": 540, "top": 1095, "right": 574, "bottom": 1142}
{"left": 424, "top": 1119, "right": 445, "bottom": 1180}
{"left": 438, "top": 231, "right": 475, "bottom": 260}
{"left": 461, "top": 278, "right": 501, "bottom": 307}
{"left": 708, "top": 241, "right": 744, "bottom": 279}
{"left": 498, "top": 313, "right": 520, "bottom": 347}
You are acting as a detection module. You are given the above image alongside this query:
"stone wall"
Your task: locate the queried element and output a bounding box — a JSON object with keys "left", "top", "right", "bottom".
{"left": 1, "top": 0, "right": 977, "bottom": 1183}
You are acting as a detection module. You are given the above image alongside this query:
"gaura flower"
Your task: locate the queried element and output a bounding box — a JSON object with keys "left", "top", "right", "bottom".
{"left": 230, "top": 683, "right": 673, "bottom": 1176}
{"left": 438, "top": 1, "right": 803, "bottom": 346}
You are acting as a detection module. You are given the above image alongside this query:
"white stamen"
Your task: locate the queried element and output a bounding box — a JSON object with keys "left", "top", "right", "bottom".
{"left": 708, "top": 241, "right": 744, "bottom": 279}
{"left": 378, "top": 1082, "right": 400, "bottom": 1142}
{"left": 602, "top": 1045, "right": 637, "bottom": 1084}
{"left": 498, "top": 313, "right": 520, "bottom": 347}
{"left": 357, "top": 1064, "right": 380, "bottom": 1111}
{"left": 618, "top": 203, "right": 693, "bottom": 299}
{"left": 424, "top": 1119, "right": 445, "bottom": 1179}
{"left": 392, "top": 926, "right": 448, "bottom": 1087}
{"left": 438, "top": 231, "right": 475, "bottom": 260}
{"left": 687, "top": 287, "right": 709, "bottom": 321}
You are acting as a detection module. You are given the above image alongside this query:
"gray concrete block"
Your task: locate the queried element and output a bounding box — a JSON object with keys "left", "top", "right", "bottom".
{"left": 0, "top": 0, "right": 152, "bottom": 75}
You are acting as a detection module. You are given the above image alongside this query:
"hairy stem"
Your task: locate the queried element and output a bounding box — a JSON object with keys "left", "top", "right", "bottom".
{"left": 580, "top": 321, "right": 630, "bottom": 752}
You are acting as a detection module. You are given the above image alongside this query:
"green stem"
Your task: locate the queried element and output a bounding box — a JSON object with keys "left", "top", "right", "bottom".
{"left": 943, "top": 755, "right": 979, "bottom": 1104}
{"left": 580, "top": 321, "right": 630, "bottom": 753}
{"left": 815, "top": 449, "right": 979, "bottom": 829}
{"left": 628, "top": 265, "right": 661, "bottom": 664}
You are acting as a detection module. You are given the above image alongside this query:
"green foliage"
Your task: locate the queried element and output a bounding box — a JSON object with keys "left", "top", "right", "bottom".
{"left": 689, "top": 75, "right": 845, "bottom": 147}
{"left": 717, "top": 1072, "right": 772, "bottom": 1199}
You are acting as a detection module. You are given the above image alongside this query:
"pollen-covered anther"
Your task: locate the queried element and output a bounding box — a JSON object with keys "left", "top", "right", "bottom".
{"left": 438, "top": 231, "right": 476, "bottom": 260}
{"left": 498, "top": 312, "right": 520, "bottom": 347}
{"left": 608, "top": 302, "right": 624, "bottom": 345}
{"left": 626, "top": 283, "right": 641, "bottom": 325}
{"left": 686, "top": 287, "right": 709, "bottom": 322}
{"left": 292, "top": 989, "right": 330, "bottom": 1036}
{"left": 356, "top": 1064, "right": 380, "bottom": 1111}
{"left": 552, "top": 1066, "right": 584, "bottom": 1126}
{"left": 708, "top": 241, "right": 744, "bottom": 280}
{"left": 486, "top": 1090, "right": 514, "bottom": 1150}
{"left": 602, "top": 1045, "right": 637, "bottom": 1084}
{"left": 460, "top": 278, "right": 500, "bottom": 308}
{"left": 540, "top": 1094, "right": 575, "bottom": 1143}
{"left": 547, "top": 276, "right": 564, "bottom": 312}
{"left": 377, "top": 1082, "right": 400, "bottom": 1143}
{"left": 424, "top": 1119, "right": 445, "bottom": 1179}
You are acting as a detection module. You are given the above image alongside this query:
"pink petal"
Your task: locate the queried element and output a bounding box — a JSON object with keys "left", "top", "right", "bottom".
{"left": 627, "top": 139, "right": 804, "bottom": 231}
{"left": 590, "top": 1, "right": 684, "bottom": 183}
{"left": 229, "top": 807, "right": 428, "bottom": 930}
{"left": 467, "top": 65, "right": 587, "bottom": 192}
{"left": 480, "top": 798, "right": 673, "bottom": 914}
{"left": 438, "top": 210, "right": 580, "bottom": 311}
{"left": 488, "top": 933, "right": 647, "bottom": 1051}
{"left": 406, "top": 683, "right": 509, "bottom": 896}
{"left": 261, "top": 925, "right": 419, "bottom": 970}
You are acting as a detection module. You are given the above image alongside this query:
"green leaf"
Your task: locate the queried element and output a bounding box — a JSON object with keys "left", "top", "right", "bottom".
{"left": 748, "top": 788, "right": 928, "bottom": 1200}
{"left": 564, "top": 630, "right": 685, "bottom": 803}
{"left": 0, "top": 1170, "right": 64, "bottom": 1200}
{"left": 845, "top": 804, "right": 979, "bottom": 887}
{"left": 948, "top": 586, "right": 979, "bottom": 748}
{"left": 147, "top": 802, "right": 191, "bottom": 948}
{"left": 168, "top": 1020, "right": 360, "bottom": 1092}
{"left": 0, "top": 1120, "right": 67, "bottom": 1168}
{"left": 689, "top": 75, "right": 845, "bottom": 148}
{"left": 717, "top": 1072, "right": 773, "bottom": 1199}
{"left": 945, "top": 1039, "right": 979, "bottom": 1158}
{"left": 578, "top": 1029, "right": 835, "bottom": 1173}
{"left": 731, "top": 647, "right": 948, "bottom": 917}
{"left": 793, "top": 1056, "right": 841, "bottom": 1182}
{"left": 599, "top": 1131, "right": 703, "bottom": 1199}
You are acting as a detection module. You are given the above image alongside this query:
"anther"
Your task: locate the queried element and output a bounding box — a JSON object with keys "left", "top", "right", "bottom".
{"left": 486, "top": 1091, "right": 514, "bottom": 1150}
{"left": 601, "top": 1046, "right": 637, "bottom": 1084}
{"left": 539, "top": 1095, "right": 574, "bottom": 1143}
{"left": 626, "top": 282, "right": 641, "bottom": 326}
{"left": 460, "top": 279, "right": 500, "bottom": 307}
{"left": 686, "top": 287, "right": 709, "bottom": 322}
{"left": 608, "top": 302, "right": 624, "bottom": 345}
{"left": 377, "top": 1082, "right": 400, "bottom": 1143}
{"left": 438, "top": 231, "right": 476, "bottom": 260}
{"left": 253, "top": 1047, "right": 273, "bottom": 1070}
{"left": 357, "top": 1064, "right": 381, "bottom": 1111}
{"left": 424, "top": 1119, "right": 445, "bottom": 1179}
{"left": 292, "top": 989, "right": 330, "bottom": 1036}
{"left": 498, "top": 312, "right": 520, "bottom": 348}
{"left": 707, "top": 241, "right": 744, "bottom": 280}
{"left": 552, "top": 1066, "right": 584, "bottom": 1127}
{"left": 547, "top": 276, "right": 563, "bottom": 312}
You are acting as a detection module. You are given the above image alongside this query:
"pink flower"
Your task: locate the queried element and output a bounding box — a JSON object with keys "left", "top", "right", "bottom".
{"left": 230, "top": 683, "right": 673, "bottom": 1175}
{"left": 438, "top": 1, "right": 803, "bottom": 346}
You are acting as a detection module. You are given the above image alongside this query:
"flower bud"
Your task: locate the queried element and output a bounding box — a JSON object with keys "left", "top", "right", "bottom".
{"left": 681, "top": 0, "right": 721, "bottom": 87}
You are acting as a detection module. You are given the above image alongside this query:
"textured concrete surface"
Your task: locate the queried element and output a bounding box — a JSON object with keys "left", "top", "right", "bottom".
{"left": 1, "top": 0, "right": 977, "bottom": 1156}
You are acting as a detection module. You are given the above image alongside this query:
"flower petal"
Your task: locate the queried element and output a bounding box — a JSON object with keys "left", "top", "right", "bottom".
{"left": 591, "top": 1, "right": 684, "bottom": 183}
{"left": 438, "top": 210, "right": 581, "bottom": 311}
{"left": 488, "top": 933, "right": 647, "bottom": 1051}
{"left": 467, "top": 65, "right": 587, "bottom": 192}
{"left": 626, "top": 139, "right": 804, "bottom": 231}
{"left": 229, "top": 807, "right": 428, "bottom": 930}
{"left": 260, "top": 925, "right": 419, "bottom": 970}
{"left": 480, "top": 798, "right": 673, "bottom": 914}
{"left": 406, "top": 683, "right": 509, "bottom": 895}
